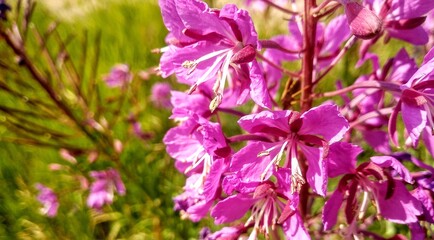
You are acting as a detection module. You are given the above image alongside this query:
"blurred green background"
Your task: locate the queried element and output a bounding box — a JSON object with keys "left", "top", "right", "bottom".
{"left": 0, "top": 0, "right": 212, "bottom": 239}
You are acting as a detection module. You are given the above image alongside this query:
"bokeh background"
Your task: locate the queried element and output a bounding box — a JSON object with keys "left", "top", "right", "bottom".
{"left": 0, "top": 0, "right": 213, "bottom": 239}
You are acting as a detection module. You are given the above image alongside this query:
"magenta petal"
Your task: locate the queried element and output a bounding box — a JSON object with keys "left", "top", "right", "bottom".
{"left": 371, "top": 156, "right": 413, "bottom": 183}
{"left": 175, "top": 0, "right": 233, "bottom": 40}
{"left": 164, "top": 121, "right": 201, "bottom": 161}
{"left": 300, "top": 144, "right": 327, "bottom": 196}
{"left": 327, "top": 142, "right": 362, "bottom": 178}
{"left": 423, "top": 47, "right": 434, "bottom": 64}
{"left": 363, "top": 130, "right": 391, "bottom": 154}
{"left": 204, "top": 158, "right": 227, "bottom": 201}
{"left": 401, "top": 101, "right": 427, "bottom": 147}
{"left": 282, "top": 212, "right": 310, "bottom": 239}
{"left": 321, "top": 15, "right": 351, "bottom": 55}
{"left": 187, "top": 200, "right": 214, "bottom": 222}
{"left": 249, "top": 60, "right": 273, "bottom": 109}
{"left": 409, "top": 223, "right": 426, "bottom": 240}
{"left": 322, "top": 190, "right": 344, "bottom": 231}
{"left": 230, "top": 141, "right": 281, "bottom": 182}
{"left": 407, "top": 52, "right": 434, "bottom": 85}
{"left": 388, "top": 0, "right": 434, "bottom": 20}
{"left": 389, "top": 48, "right": 418, "bottom": 84}
{"left": 274, "top": 168, "right": 293, "bottom": 197}
{"left": 422, "top": 127, "right": 434, "bottom": 158}
{"left": 412, "top": 187, "right": 434, "bottom": 223}
{"left": 211, "top": 194, "right": 256, "bottom": 224}
{"left": 298, "top": 104, "right": 349, "bottom": 143}
{"left": 159, "top": 0, "right": 193, "bottom": 42}
{"left": 387, "top": 27, "right": 429, "bottom": 45}
{"left": 170, "top": 91, "right": 210, "bottom": 118}
{"left": 238, "top": 110, "right": 291, "bottom": 135}
{"left": 219, "top": 4, "right": 258, "bottom": 46}
{"left": 160, "top": 42, "right": 226, "bottom": 83}
{"left": 377, "top": 180, "right": 423, "bottom": 224}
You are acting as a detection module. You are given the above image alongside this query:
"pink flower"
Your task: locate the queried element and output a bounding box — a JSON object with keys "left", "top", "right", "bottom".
{"left": 103, "top": 64, "right": 132, "bottom": 88}
{"left": 36, "top": 183, "right": 59, "bottom": 217}
{"left": 389, "top": 48, "right": 434, "bottom": 146}
{"left": 211, "top": 169, "right": 309, "bottom": 239}
{"left": 158, "top": 0, "right": 272, "bottom": 110}
{"left": 230, "top": 104, "right": 348, "bottom": 196}
{"left": 87, "top": 168, "right": 126, "bottom": 209}
{"left": 151, "top": 82, "right": 172, "bottom": 108}
{"left": 323, "top": 143, "right": 423, "bottom": 230}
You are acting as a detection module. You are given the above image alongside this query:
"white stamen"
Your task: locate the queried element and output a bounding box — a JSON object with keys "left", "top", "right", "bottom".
{"left": 260, "top": 141, "right": 289, "bottom": 181}
{"left": 289, "top": 143, "right": 305, "bottom": 193}
{"left": 358, "top": 190, "right": 370, "bottom": 220}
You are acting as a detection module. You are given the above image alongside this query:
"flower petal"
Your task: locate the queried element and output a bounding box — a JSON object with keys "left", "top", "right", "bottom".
{"left": 298, "top": 104, "right": 349, "bottom": 143}
{"left": 238, "top": 110, "right": 291, "bottom": 136}
{"left": 211, "top": 194, "right": 256, "bottom": 224}
{"left": 327, "top": 142, "right": 362, "bottom": 177}
{"left": 377, "top": 180, "right": 423, "bottom": 224}
{"left": 249, "top": 60, "right": 273, "bottom": 109}
{"left": 388, "top": 0, "right": 434, "bottom": 20}
{"left": 300, "top": 144, "right": 327, "bottom": 196}
{"left": 401, "top": 101, "right": 427, "bottom": 147}
{"left": 322, "top": 189, "right": 344, "bottom": 231}
{"left": 370, "top": 156, "right": 413, "bottom": 183}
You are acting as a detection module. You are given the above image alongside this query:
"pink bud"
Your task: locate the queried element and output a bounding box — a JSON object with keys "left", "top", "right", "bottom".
{"left": 49, "top": 163, "right": 63, "bottom": 171}
{"left": 114, "top": 139, "right": 123, "bottom": 154}
{"left": 87, "top": 151, "right": 98, "bottom": 163}
{"left": 59, "top": 149, "right": 77, "bottom": 164}
{"left": 343, "top": 2, "right": 382, "bottom": 39}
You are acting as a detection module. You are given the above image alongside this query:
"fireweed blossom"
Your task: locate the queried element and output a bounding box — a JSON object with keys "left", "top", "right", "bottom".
{"left": 163, "top": 113, "right": 230, "bottom": 185}
{"left": 35, "top": 183, "right": 59, "bottom": 217}
{"left": 230, "top": 104, "right": 348, "bottom": 196}
{"left": 263, "top": 14, "right": 351, "bottom": 78}
{"left": 389, "top": 47, "right": 434, "bottom": 146}
{"left": 359, "top": 0, "right": 434, "bottom": 55}
{"left": 173, "top": 173, "right": 214, "bottom": 222}
{"left": 169, "top": 91, "right": 212, "bottom": 120}
{"left": 150, "top": 82, "right": 172, "bottom": 108}
{"left": 158, "top": 0, "right": 272, "bottom": 111}
{"left": 103, "top": 64, "right": 132, "bottom": 88}
{"left": 211, "top": 169, "right": 309, "bottom": 239}
{"left": 323, "top": 142, "right": 423, "bottom": 233}
{"left": 347, "top": 49, "right": 418, "bottom": 153}
{"left": 166, "top": 114, "right": 230, "bottom": 221}
{"left": 87, "top": 168, "right": 126, "bottom": 209}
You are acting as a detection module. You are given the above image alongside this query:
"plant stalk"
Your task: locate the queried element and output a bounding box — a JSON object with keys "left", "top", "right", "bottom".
{"left": 299, "top": 0, "right": 317, "bottom": 221}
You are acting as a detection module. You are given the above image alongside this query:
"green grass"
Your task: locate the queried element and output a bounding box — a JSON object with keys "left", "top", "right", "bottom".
{"left": 0, "top": 1, "right": 207, "bottom": 239}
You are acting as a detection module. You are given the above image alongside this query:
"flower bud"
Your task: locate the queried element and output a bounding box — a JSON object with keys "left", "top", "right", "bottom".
{"left": 343, "top": 2, "right": 382, "bottom": 39}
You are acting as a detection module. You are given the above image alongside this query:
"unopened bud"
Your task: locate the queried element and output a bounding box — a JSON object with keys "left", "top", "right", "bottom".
{"left": 49, "top": 163, "right": 63, "bottom": 171}
{"left": 114, "top": 139, "right": 123, "bottom": 154}
{"left": 59, "top": 149, "right": 77, "bottom": 164}
{"left": 343, "top": 2, "right": 382, "bottom": 40}
{"left": 87, "top": 150, "right": 98, "bottom": 163}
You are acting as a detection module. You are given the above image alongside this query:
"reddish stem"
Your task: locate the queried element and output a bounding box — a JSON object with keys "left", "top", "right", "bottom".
{"left": 301, "top": 0, "right": 317, "bottom": 112}
{"left": 298, "top": 0, "right": 317, "bottom": 221}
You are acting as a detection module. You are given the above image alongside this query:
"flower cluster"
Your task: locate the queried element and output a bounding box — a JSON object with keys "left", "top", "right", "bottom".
{"left": 158, "top": 0, "right": 434, "bottom": 239}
